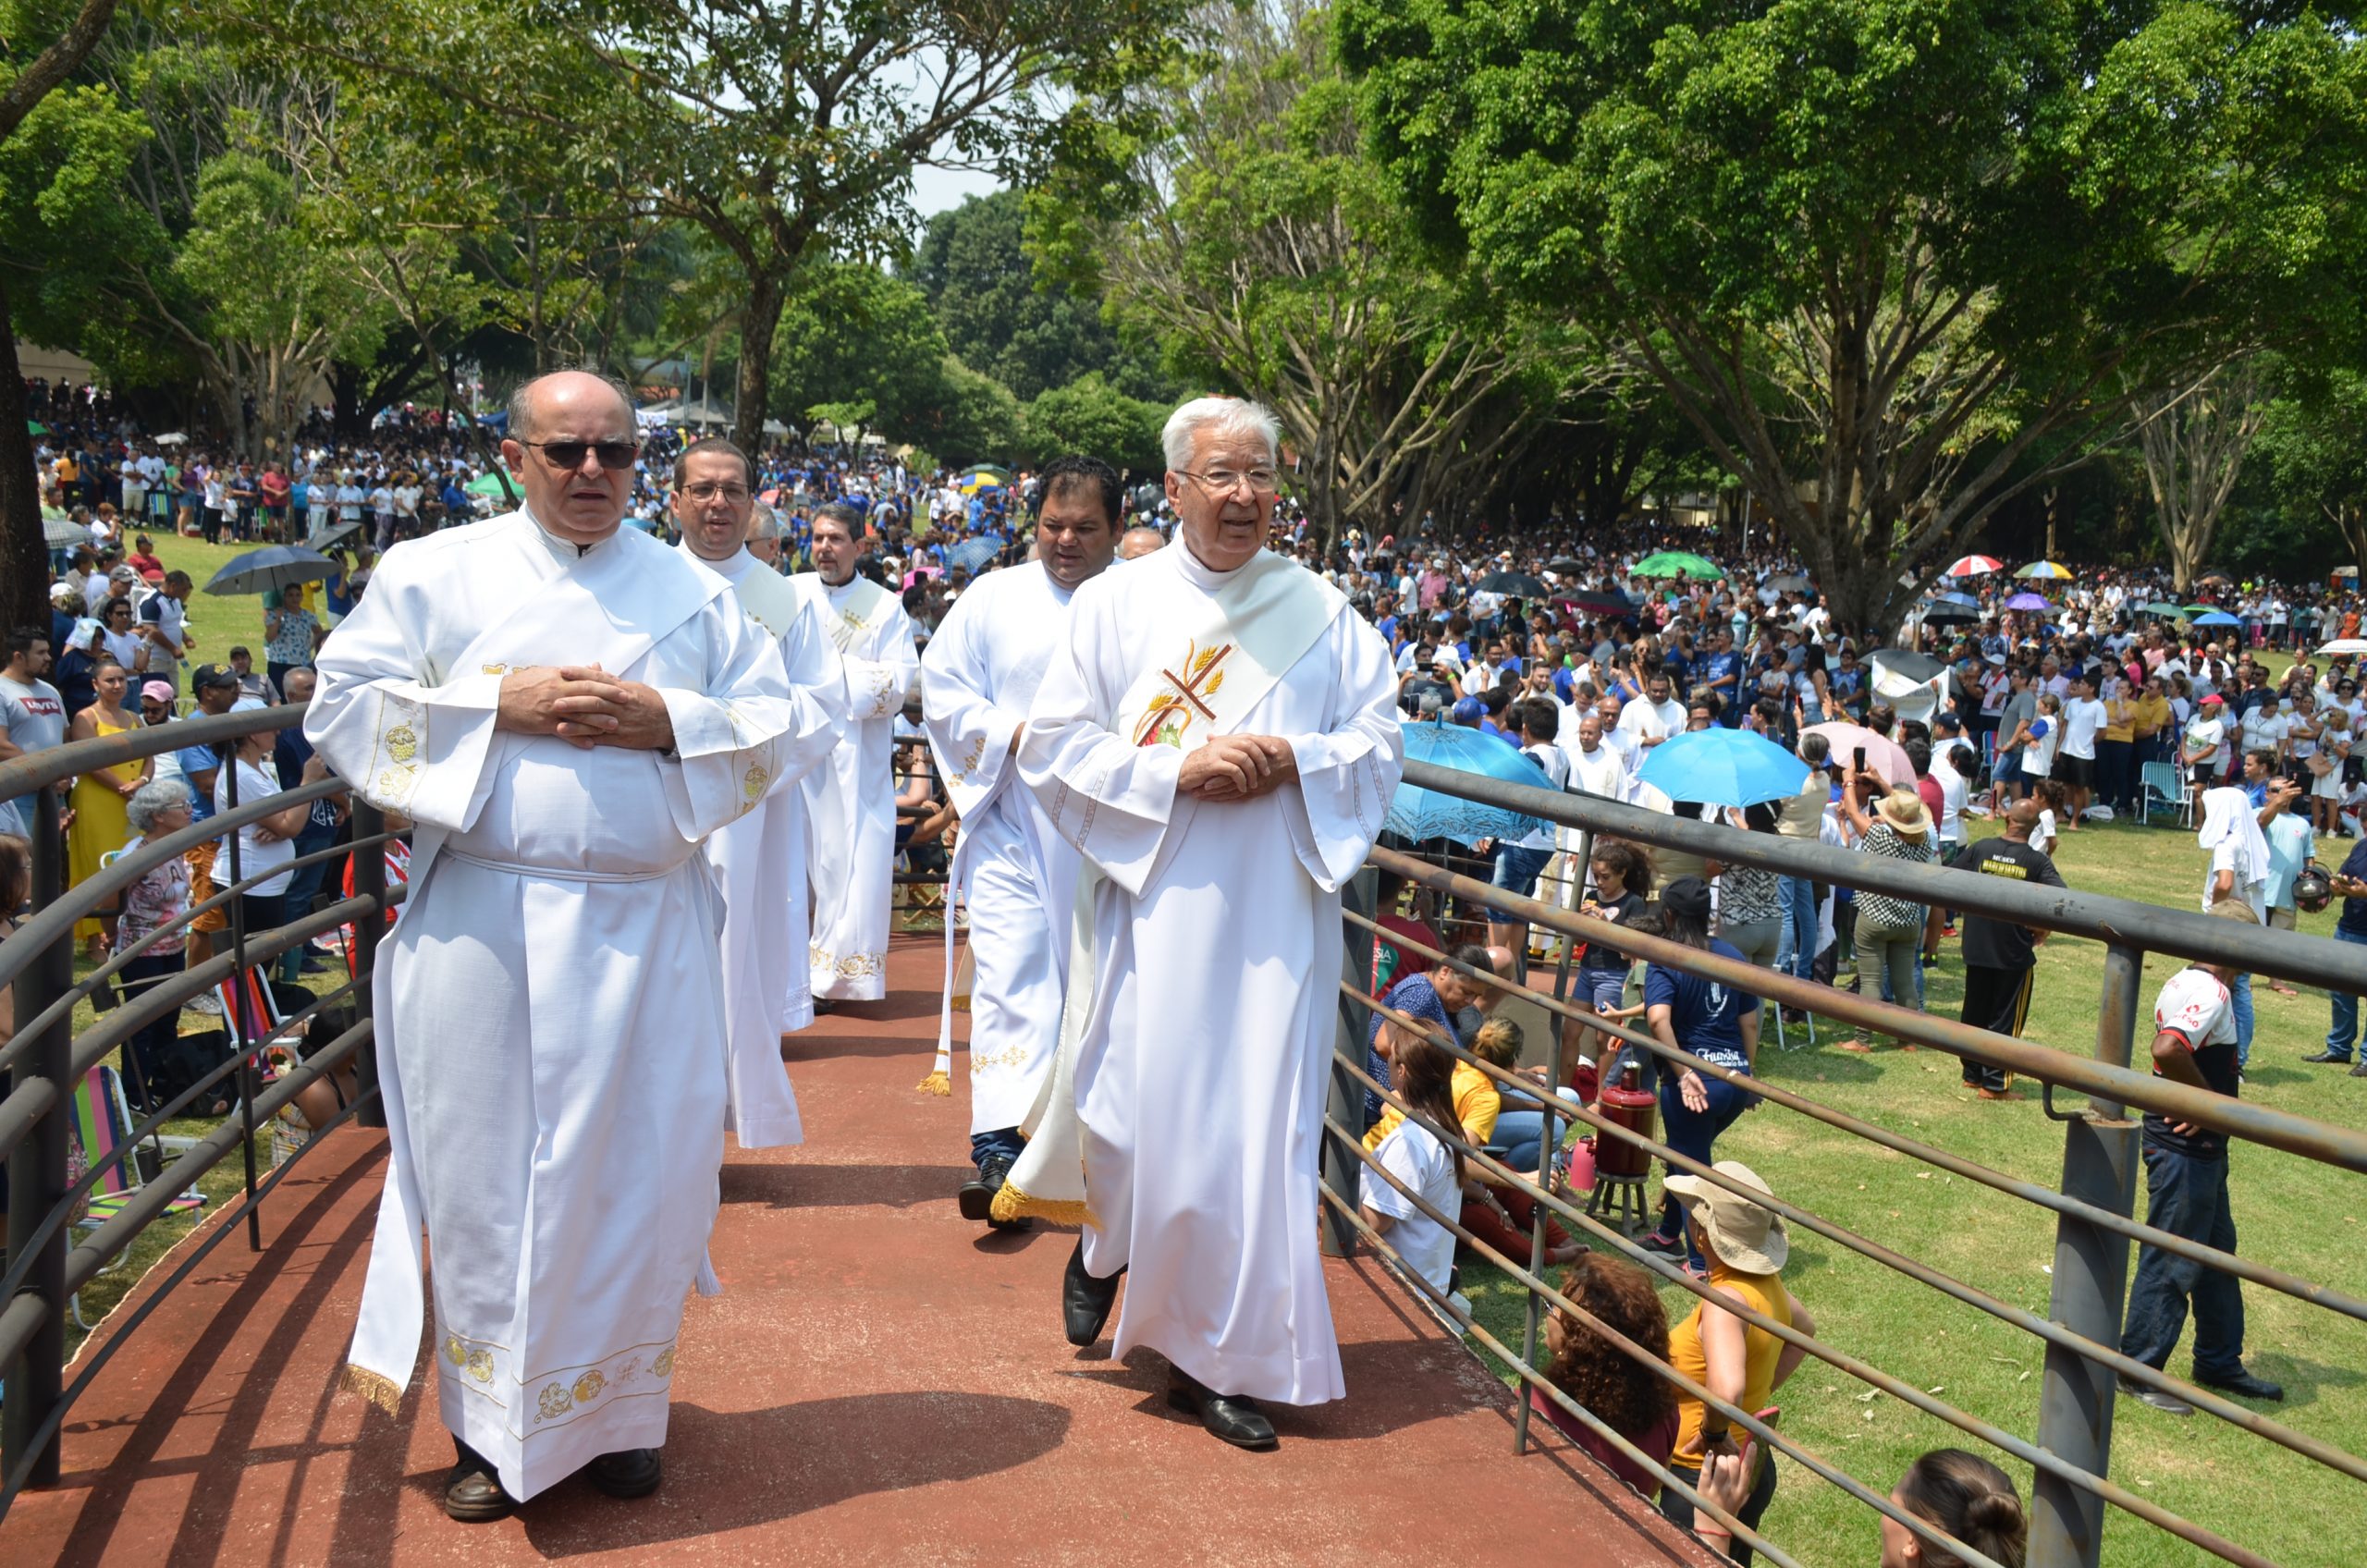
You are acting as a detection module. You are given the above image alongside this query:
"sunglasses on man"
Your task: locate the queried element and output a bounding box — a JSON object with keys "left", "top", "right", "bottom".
{"left": 517, "top": 439, "right": 641, "bottom": 472}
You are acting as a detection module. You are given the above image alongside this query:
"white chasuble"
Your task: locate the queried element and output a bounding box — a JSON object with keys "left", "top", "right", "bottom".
{"left": 1007, "top": 545, "right": 1403, "bottom": 1404}
{"left": 682, "top": 545, "right": 850, "bottom": 1146}
{"left": 919, "top": 560, "right": 1090, "bottom": 1128}
{"left": 308, "top": 510, "right": 798, "bottom": 1502}
{"left": 791, "top": 572, "right": 918, "bottom": 999}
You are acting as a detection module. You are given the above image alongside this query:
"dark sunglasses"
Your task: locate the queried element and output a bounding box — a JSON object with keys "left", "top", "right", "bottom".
{"left": 517, "top": 439, "right": 640, "bottom": 472}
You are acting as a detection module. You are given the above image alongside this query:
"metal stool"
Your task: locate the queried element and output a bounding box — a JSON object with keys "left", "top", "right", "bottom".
{"left": 1588, "top": 1171, "right": 1651, "bottom": 1236}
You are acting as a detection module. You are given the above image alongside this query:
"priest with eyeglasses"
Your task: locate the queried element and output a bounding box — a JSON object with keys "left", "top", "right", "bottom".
{"left": 996, "top": 397, "right": 1403, "bottom": 1450}
{"left": 309, "top": 371, "right": 804, "bottom": 1522}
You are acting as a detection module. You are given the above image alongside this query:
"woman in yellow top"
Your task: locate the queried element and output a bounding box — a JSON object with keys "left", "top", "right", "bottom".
{"left": 2131, "top": 676, "right": 2174, "bottom": 777}
{"left": 1657, "top": 1160, "right": 1816, "bottom": 1566}
{"left": 2097, "top": 679, "right": 2139, "bottom": 818}
{"left": 65, "top": 655, "right": 150, "bottom": 958}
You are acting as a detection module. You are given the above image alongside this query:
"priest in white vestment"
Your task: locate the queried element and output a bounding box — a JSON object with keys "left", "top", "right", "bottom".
{"left": 1000, "top": 398, "right": 1402, "bottom": 1451}
{"left": 674, "top": 440, "right": 850, "bottom": 1145}
{"left": 308, "top": 373, "right": 801, "bottom": 1521}
{"left": 792, "top": 503, "right": 919, "bottom": 1002}
{"left": 920, "top": 456, "right": 1121, "bottom": 1228}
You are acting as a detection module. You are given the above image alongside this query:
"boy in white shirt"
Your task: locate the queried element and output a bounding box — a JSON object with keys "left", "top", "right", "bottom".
{"left": 2058, "top": 674, "right": 2105, "bottom": 830}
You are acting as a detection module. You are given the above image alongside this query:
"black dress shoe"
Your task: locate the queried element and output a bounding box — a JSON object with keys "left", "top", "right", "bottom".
{"left": 586, "top": 1447, "right": 663, "bottom": 1499}
{"left": 1166, "top": 1367, "right": 1278, "bottom": 1451}
{"left": 2301, "top": 1048, "right": 2354, "bottom": 1064}
{"left": 2352, "top": 1060, "right": 2367, "bottom": 1078}
{"left": 2116, "top": 1376, "right": 2193, "bottom": 1415}
{"left": 445, "top": 1439, "right": 518, "bottom": 1522}
{"left": 959, "top": 1152, "right": 1032, "bottom": 1231}
{"left": 1062, "top": 1239, "right": 1123, "bottom": 1346}
{"left": 2196, "top": 1368, "right": 2285, "bottom": 1403}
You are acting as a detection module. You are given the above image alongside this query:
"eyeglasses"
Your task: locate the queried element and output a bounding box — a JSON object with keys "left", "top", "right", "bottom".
{"left": 1178, "top": 467, "right": 1281, "bottom": 496}
{"left": 680, "top": 482, "right": 752, "bottom": 504}
{"left": 517, "top": 439, "right": 640, "bottom": 472}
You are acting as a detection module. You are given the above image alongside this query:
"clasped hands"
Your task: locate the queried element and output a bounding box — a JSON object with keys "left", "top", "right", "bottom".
{"left": 497, "top": 665, "right": 674, "bottom": 752}
{"left": 1176, "top": 733, "right": 1297, "bottom": 802}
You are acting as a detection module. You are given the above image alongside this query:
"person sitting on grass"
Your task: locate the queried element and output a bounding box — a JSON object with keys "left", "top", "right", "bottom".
{"left": 1450, "top": 1016, "right": 1586, "bottom": 1267}
{"left": 1655, "top": 1161, "right": 1815, "bottom": 1567}
{"left": 1530, "top": 1252, "right": 1680, "bottom": 1500}
{"left": 1360, "top": 1027, "right": 1471, "bottom": 1317}
{"left": 1693, "top": 1446, "right": 2026, "bottom": 1567}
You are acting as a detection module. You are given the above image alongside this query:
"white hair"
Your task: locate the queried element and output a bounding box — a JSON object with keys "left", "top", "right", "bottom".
{"left": 1161, "top": 397, "right": 1282, "bottom": 473}
{"left": 126, "top": 777, "right": 193, "bottom": 833}
{"left": 746, "top": 498, "right": 784, "bottom": 541}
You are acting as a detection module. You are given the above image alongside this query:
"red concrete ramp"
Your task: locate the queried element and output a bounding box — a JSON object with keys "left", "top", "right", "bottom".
{"left": 5, "top": 936, "right": 1711, "bottom": 1566}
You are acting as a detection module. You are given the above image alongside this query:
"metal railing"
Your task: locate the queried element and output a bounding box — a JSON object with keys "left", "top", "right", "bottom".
{"left": 0, "top": 708, "right": 399, "bottom": 1515}
{"left": 1321, "top": 758, "right": 2367, "bottom": 1568}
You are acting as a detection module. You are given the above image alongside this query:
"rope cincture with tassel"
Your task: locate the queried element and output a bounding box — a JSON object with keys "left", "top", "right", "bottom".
{"left": 917, "top": 1052, "right": 952, "bottom": 1097}
{"left": 340, "top": 1362, "right": 402, "bottom": 1416}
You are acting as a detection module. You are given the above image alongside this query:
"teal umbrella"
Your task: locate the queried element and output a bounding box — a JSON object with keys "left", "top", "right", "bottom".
{"left": 1387, "top": 720, "right": 1551, "bottom": 845}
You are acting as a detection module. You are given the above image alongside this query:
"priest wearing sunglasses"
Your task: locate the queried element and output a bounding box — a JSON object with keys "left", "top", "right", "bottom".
{"left": 307, "top": 370, "right": 807, "bottom": 1522}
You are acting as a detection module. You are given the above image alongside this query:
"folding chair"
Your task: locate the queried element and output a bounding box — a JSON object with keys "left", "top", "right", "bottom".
{"left": 68, "top": 1064, "right": 205, "bottom": 1329}
{"left": 1763, "top": 992, "right": 1817, "bottom": 1051}
{"left": 2140, "top": 762, "right": 2192, "bottom": 828}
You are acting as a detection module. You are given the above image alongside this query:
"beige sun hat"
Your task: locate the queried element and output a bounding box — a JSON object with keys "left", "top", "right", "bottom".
{"left": 1662, "top": 1160, "right": 1789, "bottom": 1274}
{"left": 1874, "top": 786, "right": 1932, "bottom": 838}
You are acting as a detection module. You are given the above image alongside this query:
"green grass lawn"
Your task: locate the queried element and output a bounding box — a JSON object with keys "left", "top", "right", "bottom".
{"left": 1456, "top": 806, "right": 2367, "bottom": 1568}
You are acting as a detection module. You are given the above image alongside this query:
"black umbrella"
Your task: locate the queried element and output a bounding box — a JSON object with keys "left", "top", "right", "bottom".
{"left": 1547, "top": 556, "right": 1587, "bottom": 576}
{"left": 1870, "top": 648, "right": 1948, "bottom": 682}
{"left": 1919, "top": 602, "right": 1980, "bottom": 623}
{"left": 1566, "top": 591, "right": 1637, "bottom": 617}
{"left": 1762, "top": 571, "right": 1812, "bottom": 593}
{"left": 202, "top": 545, "right": 338, "bottom": 596}
{"left": 1478, "top": 570, "right": 1551, "bottom": 598}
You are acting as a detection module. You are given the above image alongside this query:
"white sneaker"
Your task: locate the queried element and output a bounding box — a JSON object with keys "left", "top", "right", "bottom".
{"left": 185, "top": 991, "right": 224, "bottom": 1017}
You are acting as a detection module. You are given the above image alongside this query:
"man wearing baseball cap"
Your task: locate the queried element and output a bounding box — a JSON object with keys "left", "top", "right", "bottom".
{"left": 1656, "top": 1160, "right": 1817, "bottom": 1558}
{"left": 168, "top": 663, "right": 244, "bottom": 1001}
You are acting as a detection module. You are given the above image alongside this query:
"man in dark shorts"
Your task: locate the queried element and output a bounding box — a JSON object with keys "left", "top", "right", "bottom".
{"left": 1945, "top": 799, "right": 2066, "bottom": 1097}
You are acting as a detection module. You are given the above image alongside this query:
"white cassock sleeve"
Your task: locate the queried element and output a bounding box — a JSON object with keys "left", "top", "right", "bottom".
{"left": 765, "top": 601, "right": 852, "bottom": 795}
{"left": 655, "top": 600, "right": 803, "bottom": 841}
{"left": 919, "top": 589, "right": 1017, "bottom": 802}
{"left": 307, "top": 565, "right": 505, "bottom": 830}
{"left": 1281, "top": 614, "right": 1405, "bottom": 892}
{"left": 1019, "top": 589, "right": 1185, "bottom": 899}
{"left": 840, "top": 601, "right": 920, "bottom": 722}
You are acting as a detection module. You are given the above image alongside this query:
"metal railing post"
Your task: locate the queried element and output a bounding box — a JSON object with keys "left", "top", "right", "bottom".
{"left": 1326, "top": 866, "right": 1378, "bottom": 1258}
{"left": 347, "top": 800, "right": 386, "bottom": 1128}
{"left": 223, "top": 750, "right": 261, "bottom": 1252}
{"left": 2, "top": 784, "right": 74, "bottom": 1489}
{"left": 2030, "top": 941, "right": 2143, "bottom": 1568}
{"left": 1514, "top": 989, "right": 1566, "bottom": 1455}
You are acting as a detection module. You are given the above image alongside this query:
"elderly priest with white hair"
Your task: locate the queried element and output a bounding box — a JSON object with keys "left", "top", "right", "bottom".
{"left": 995, "top": 396, "right": 1404, "bottom": 1451}
{"left": 309, "top": 370, "right": 804, "bottom": 1523}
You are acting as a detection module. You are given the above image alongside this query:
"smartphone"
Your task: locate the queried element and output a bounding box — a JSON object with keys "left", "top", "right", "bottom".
{"left": 1854, "top": 746, "right": 1867, "bottom": 773}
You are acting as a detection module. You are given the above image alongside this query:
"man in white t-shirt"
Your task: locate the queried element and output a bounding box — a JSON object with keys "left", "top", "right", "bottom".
{"left": 1616, "top": 670, "right": 1685, "bottom": 752}
{"left": 2057, "top": 673, "right": 2105, "bottom": 830}
{"left": 0, "top": 630, "right": 68, "bottom": 838}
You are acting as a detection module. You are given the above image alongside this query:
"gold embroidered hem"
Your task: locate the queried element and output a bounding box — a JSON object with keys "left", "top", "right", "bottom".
{"left": 809, "top": 941, "right": 886, "bottom": 980}
{"left": 915, "top": 1068, "right": 952, "bottom": 1096}
{"left": 989, "top": 1179, "right": 1096, "bottom": 1228}
{"left": 341, "top": 1363, "right": 403, "bottom": 1415}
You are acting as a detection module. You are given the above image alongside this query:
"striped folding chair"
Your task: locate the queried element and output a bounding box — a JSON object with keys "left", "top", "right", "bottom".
{"left": 68, "top": 1064, "right": 205, "bottom": 1329}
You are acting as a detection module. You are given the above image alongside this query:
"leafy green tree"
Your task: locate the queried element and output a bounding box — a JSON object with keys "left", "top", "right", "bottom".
{"left": 768, "top": 262, "right": 959, "bottom": 447}
{"left": 2258, "top": 369, "right": 2367, "bottom": 580}
{"left": 1341, "top": 0, "right": 2367, "bottom": 631}
{"left": 909, "top": 189, "right": 1168, "bottom": 402}
{"left": 1024, "top": 372, "right": 1166, "bottom": 474}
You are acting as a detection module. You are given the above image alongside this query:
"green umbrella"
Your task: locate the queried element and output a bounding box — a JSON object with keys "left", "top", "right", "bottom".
{"left": 465, "top": 472, "right": 517, "bottom": 499}
{"left": 2181, "top": 604, "right": 2216, "bottom": 617}
{"left": 2137, "top": 601, "right": 2184, "bottom": 616}
{"left": 1631, "top": 550, "right": 1724, "bottom": 580}
{"left": 27, "top": 420, "right": 46, "bottom": 435}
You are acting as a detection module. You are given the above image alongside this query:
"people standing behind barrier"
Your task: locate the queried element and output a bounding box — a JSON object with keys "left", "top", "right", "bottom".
{"left": 1695, "top": 1447, "right": 2027, "bottom": 1567}
{"left": 1654, "top": 1161, "right": 1813, "bottom": 1565}
{"left": 2198, "top": 783, "right": 2284, "bottom": 1075}
{"left": 66, "top": 656, "right": 148, "bottom": 962}
{"left": 1772, "top": 734, "right": 1828, "bottom": 985}
{"left": 1709, "top": 802, "right": 1784, "bottom": 972}
{"left": 2312, "top": 839, "right": 2367, "bottom": 1075}
{"left": 111, "top": 778, "right": 197, "bottom": 1111}
{"left": 1834, "top": 776, "right": 1934, "bottom": 1047}
{"left": 1945, "top": 800, "right": 2065, "bottom": 1099}
{"left": 1530, "top": 1252, "right": 1680, "bottom": 1500}
{"left": 1634, "top": 878, "right": 1760, "bottom": 1275}
{"left": 2118, "top": 900, "right": 2286, "bottom": 1412}
{"left": 1571, "top": 840, "right": 1653, "bottom": 1077}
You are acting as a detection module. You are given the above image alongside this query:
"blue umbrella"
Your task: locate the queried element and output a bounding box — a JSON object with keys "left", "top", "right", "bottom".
{"left": 201, "top": 545, "right": 338, "bottom": 596}
{"left": 2191, "top": 610, "right": 2242, "bottom": 628}
{"left": 1932, "top": 590, "right": 1980, "bottom": 607}
{"left": 1636, "top": 728, "right": 1810, "bottom": 809}
{"left": 1386, "top": 720, "right": 1551, "bottom": 846}
{"left": 943, "top": 535, "right": 1000, "bottom": 575}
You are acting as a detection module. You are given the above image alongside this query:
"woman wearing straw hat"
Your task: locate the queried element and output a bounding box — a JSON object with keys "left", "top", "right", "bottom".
{"left": 1656, "top": 1160, "right": 1816, "bottom": 1566}
{"left": 1834, "top": 772, "right": 1936, "bottom": 1047}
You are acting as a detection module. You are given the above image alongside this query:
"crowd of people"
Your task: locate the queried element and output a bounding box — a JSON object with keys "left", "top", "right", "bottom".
{"left": 14, "top": 369, "right": 2355, "bottom": 1563}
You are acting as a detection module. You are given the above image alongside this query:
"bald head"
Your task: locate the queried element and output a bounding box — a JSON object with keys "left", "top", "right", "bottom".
{"left": 2003, "top": 798, "right": 2042, "bottom": 839}
{"left": 501, "top": 370, "right": 639, "bottom": 545}
{"left": 1117, "top": 526, "right": 1165, "bottom": 560}
{"left": 509, "top": 370, "right": 632, "bottom": 442}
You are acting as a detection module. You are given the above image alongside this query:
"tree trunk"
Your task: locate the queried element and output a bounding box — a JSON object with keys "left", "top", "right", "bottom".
{"left": 2330, "top": 502, "right": 2367, "bottom": 587}
{"left": 0, "top": 284, "right": 53, "bottom": 639}
{"left": 732, "top": 268, "right": 785, "bottom": 454}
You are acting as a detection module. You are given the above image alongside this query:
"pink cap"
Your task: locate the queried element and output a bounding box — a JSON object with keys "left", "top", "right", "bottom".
{"left": 141, "top": 680, "right": 176, "bottom": 703}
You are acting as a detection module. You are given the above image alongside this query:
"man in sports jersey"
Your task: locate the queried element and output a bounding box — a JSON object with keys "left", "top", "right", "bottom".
{"left": 2118, "top": 900, "right": 2285, "bottom": 1413}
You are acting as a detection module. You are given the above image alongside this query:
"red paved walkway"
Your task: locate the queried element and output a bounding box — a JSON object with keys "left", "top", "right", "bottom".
{"left": 6, "top": 935, "right": 1710, "bottom": 1566}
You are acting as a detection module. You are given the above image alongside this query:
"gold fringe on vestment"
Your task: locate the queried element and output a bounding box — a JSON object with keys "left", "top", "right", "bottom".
{"left": 916, "top": 1068, "right": 952, "bottom": 1096}
{"left": 989, "top": 1179, "right": 1095, "bottom": 1228}
{"left": 340, "top": 1363, "right": 403, "bottom": 1415}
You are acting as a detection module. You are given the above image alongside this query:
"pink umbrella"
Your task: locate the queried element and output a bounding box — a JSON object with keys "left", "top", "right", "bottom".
{"left": 1803, "top": 721, "right": 1916, "bottom": 792}
{"left": 1945, "top": 554, "right": 2005, "bottom": 577}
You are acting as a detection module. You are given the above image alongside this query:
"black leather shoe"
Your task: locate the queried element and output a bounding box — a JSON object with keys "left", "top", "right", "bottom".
{"left": 2352, "top": 1060, "right": 2367, "bottom": 1078}
{"left": 2301, "top": 1049, "right": 2354, "bottom": 1064}
{"left": 445, "top": 1439, "right": 517, "bottom": 1522}
{"left": 960, "top": 1152, "right": 1019, "bottom": 1225}
{"left": 2196, "top": 1368, "right": 2285, "bottom": 1403}
{"left": 586, "top": 1447, "right": 663, "bottom": 1499}
{"left": 1167, "top": 1367, "right": 1278, "bottom": 1451}
{"left": 2117, "top": 1376, "right": 2193, "bottom": 1415}
{"left": 1062, "top": 1240, "right": 1123, "bottom": 1346}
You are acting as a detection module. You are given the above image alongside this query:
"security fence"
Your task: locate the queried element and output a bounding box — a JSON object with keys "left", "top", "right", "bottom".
{"left": 1320, "top": 759, "right": 2367, "bottom": 1568}
{"left": 0, "top": 707, "right": 399, "bottom": 1515}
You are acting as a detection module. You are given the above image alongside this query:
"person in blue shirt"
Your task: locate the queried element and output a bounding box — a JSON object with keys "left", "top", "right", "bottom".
{"left": 2310, "top": 838, "right": 2367, "bottom": 1073}
{"left": 1633, "top": 877, "right": 1761, "bottom": 1273}
{"left": 1697, "top": 631, "right": 1743, "bottom": 727}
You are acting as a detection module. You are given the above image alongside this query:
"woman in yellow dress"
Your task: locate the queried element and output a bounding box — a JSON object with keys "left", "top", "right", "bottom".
{"left": 66, "top": 655, "right": 149, "bottom": 959}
